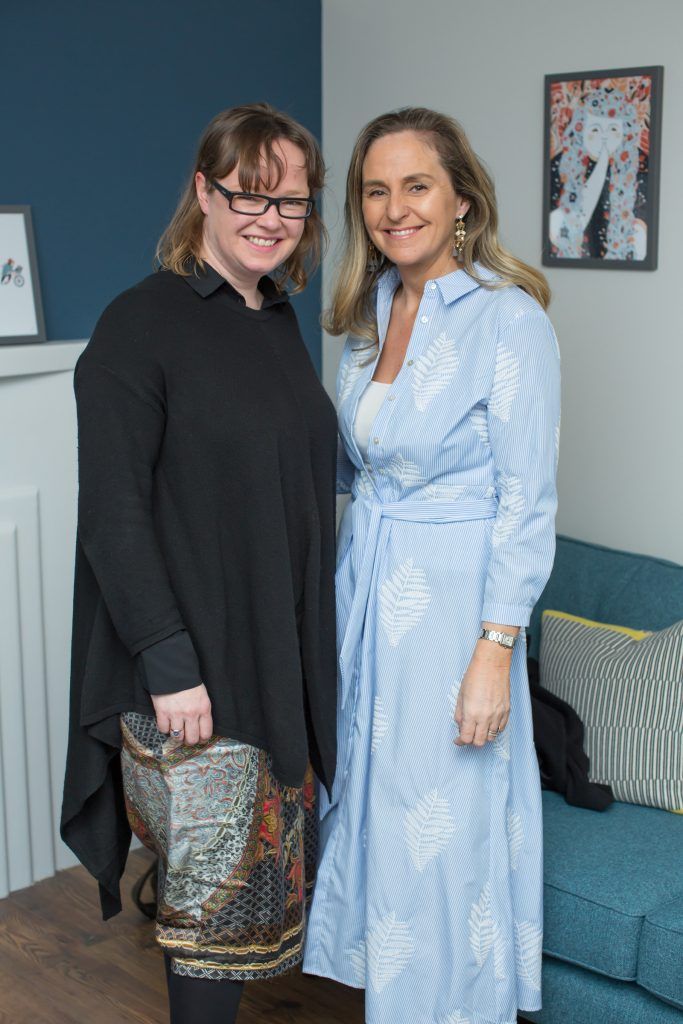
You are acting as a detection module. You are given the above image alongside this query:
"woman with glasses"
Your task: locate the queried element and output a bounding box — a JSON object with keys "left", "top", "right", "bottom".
{"left": 303, "top": 107, "right": 560, "bottom": 1024}
{"left": 61, "top": 103, "right": 337, "bottom": 1024}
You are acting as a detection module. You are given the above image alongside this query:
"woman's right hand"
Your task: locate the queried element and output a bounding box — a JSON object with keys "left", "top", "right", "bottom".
{"left": 151, "top": 683, "right": 213, "bottom": 745}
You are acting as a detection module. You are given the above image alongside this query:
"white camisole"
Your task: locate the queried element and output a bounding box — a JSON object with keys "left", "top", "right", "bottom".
{"left": 353, "top": 380, "right": 390, "bottom": 460}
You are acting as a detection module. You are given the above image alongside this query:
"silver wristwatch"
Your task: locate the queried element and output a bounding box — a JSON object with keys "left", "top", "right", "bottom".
{"left": 479, "top": 627, "right": 517, "bottom": 649}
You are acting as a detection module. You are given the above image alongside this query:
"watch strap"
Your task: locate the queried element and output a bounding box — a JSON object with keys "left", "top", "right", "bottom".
{"left": 479, "top": 627, "right": 517, "bottom": 649}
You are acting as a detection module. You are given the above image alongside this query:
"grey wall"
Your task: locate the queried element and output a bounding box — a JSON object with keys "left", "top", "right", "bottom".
{"left": 322, "top": 0, "right": 683, "bottom": 563}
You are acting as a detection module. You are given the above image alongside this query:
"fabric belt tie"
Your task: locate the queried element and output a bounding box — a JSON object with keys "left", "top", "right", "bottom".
{"left": 339, "top": 496, "right": 498, "bottom": 710}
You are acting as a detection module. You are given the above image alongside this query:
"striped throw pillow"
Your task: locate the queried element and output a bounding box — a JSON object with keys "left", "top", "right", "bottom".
{"left": 539, "top": 610, "right": 683, "bottom": 813}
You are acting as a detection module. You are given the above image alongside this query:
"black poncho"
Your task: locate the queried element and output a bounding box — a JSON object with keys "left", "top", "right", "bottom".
{"left": 60, "top": 266, "right": 338, "bottom": 917}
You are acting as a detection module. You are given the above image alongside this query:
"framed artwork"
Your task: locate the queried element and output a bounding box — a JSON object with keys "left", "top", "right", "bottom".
{"left": 542, "top": 66, "right": 663, "bottom": 270}
{"left": 0, "top": 205, "right": 46, "bottom": 344}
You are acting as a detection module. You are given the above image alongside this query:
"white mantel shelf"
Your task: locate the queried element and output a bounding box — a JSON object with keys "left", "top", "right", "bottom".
{"left": 0, "top": 339, "right": 87, "bottom": 379}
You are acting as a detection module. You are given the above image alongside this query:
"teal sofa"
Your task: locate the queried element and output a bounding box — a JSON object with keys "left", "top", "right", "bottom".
{"left": 522, "top": 535, "right": 683, "bottom": 1024}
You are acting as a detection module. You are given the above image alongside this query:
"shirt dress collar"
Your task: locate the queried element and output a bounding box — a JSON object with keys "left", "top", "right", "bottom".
{"left": 376, "top": 261, "right": 498, "bottom": 311}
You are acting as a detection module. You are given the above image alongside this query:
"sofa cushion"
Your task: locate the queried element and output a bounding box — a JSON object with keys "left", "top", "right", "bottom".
{"left": 539, "top": 611, "right": 683, "bottom": 811}
{"left": 528, "top": 535, "right": 683, "bottom": 660}
{"left": 523, "top": 957, "right": 683, "bottom": 1024}
{"left": 541, "top": 791, "right": 683, "bottom": 980}
{"left": 638, "top": 896, "right": 683, "bottom": 1010}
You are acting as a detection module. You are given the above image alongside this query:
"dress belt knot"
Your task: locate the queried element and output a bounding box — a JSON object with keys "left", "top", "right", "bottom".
{"left": 338, "top": 495, "right": 498, "bottom": 710}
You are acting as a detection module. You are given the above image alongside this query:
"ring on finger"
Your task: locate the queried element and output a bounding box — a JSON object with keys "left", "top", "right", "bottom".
{"left": 170, "top": 728, "right": 183, "bottom": 738}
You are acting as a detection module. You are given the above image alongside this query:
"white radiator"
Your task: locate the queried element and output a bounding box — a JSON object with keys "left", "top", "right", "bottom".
{"left": 0, "top": 341, "right": 86, "bottom": 896}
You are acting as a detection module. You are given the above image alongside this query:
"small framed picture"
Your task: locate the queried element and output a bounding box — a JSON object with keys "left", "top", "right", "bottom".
{"left": 543, "top": 66, "right": 664, "bottom": 270}
{"left": 0, "top": 205, "right": 46, "bottom": 344}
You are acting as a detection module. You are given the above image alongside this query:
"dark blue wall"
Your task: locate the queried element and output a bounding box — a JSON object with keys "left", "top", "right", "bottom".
{"left": 2, "top": 0, "right": 323, "bottom": 369}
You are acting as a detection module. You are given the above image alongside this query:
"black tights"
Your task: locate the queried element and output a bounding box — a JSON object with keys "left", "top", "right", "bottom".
{"left": 164, "top": 955, "right": 244, "bottom": 1024}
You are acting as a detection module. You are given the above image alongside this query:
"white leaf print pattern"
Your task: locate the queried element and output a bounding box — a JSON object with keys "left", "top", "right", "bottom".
{"left": 404, "top": 790, "right": 456, "bottom": 872}
{"left": 367, "top": 913, "right": 415, "bottom": 993}
{"left": 371, "top": 697, "right": 389, "bottom": 754}
{"left": 439, "top": 1013, "right": 471, "bottom": 1024}
{"left": 469, "top": 406, "right": 491, "bottom": 449}
{"left": 347, "top": 940, "right": 366, "bottom": 985}
{"left": 387, "top": 453, "right": 425, "bottom": 492}
{"left": 355, "top": 468, "right": 375, "bottom": 497}
{"left": 338, "top": 351, "right": 367, "bottom": 404}
{"left": 468, "top": 883, "right": 494, "bottom": 968}
{"left": 492, "top": 726, "right": 510, "bottom": 761}
{"left": 489, "top": 343, "right": 520, "bottom": 422}
{"left": 447, "top": 680, "right": 462, "bottom": 737}
{"left": 412, "top": 333, "right": 459, "bottom": 412}
{"left": 493, "top": 923, "right": 508, "bottom": 980}
{"left": 379, "top": 559, "right": 431, "bottom": 647}
{"left": 425, "top": 483, "right": 466, "bottom": 501}
{"left": 492, "top": 474, "right": 525, "bottom": 547}
{"left": 507, "top": 809, "right": 523, "bottom": 871}
{"left": 447, "top": 680, "right": 462, "bottom": 716}
{"left": 514, "top": 920, "right": 543, "bottom": 991}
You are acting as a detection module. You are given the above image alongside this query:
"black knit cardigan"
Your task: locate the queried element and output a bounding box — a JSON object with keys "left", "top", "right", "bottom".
{"left": 60, "top": 266, "right": 339, "bottom": 917}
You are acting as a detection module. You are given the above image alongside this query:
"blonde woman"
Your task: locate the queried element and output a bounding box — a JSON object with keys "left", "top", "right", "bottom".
{"left": 303, "top": 108, "right": 561, "bottom": 1024}
{"left": 61, "top": 103, "right": 338, "bottom": 1024}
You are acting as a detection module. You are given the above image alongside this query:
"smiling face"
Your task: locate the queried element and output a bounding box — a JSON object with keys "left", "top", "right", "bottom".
{"left": 584, "top": 115, "right": 624, "bottom": 160}
{"left": 195, "top": 137, "right": 309, "bottom": 289}
{"left": 361, "top": 130, "right": 470, "bottom": 281}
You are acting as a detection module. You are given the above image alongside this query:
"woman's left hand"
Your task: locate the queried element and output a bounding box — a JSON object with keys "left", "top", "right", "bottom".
{"left": 454, "top": 640, "right": 512, "bottom": 747}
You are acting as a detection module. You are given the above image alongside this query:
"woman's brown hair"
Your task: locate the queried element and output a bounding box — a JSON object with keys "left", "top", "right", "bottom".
{"left": 157, "top": 102, "right": 326, "bottom": 294}
{"left": 325, "top": 106, "right": 550, "bottom": 340}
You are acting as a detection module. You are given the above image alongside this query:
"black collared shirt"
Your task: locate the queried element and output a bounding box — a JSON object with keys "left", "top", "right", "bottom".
{"left": 185, "top": 262, "right": 288, "bottom": 307}
{"left": 62, "top": 263, "right": 338, "bottom": 918}
{"left": 138, "top": 265, "right": 290, "bottom": 694}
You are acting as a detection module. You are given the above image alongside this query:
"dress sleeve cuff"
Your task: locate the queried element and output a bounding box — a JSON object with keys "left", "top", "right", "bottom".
{"left": 480, "top": 603, "right": 532, "bottom": 629}
{"left": 137, "top": 630, "right": 201, "bottom": 695}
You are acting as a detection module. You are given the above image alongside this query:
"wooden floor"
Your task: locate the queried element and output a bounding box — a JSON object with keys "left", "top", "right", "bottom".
{"left": 1, "top": 849, "right": 533, "bottom": 1023}
{"left": 0, "top": 849, "right": 364, "bottom": 1024}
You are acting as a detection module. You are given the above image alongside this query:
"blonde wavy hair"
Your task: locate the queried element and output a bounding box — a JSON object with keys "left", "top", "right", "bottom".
{"left": 156, "top": 103, "right": 326, "bottom": 294}
{"left": 325, "top": 107, "right": 550, "bottom": 339}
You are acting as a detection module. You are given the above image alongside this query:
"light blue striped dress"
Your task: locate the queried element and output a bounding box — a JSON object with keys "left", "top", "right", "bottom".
{"left": 303, "top": 264, "right": 561, "bottom": 1024}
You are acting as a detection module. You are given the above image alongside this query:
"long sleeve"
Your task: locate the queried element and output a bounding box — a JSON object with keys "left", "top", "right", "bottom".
{"left": 74, "top": 305, "right": 200, "bottom": 689}
{"left": 336, "top": 435, "right": 355, "bottom": 495}
{"left": 335, "top": 334, "right": 369, "bottom": 494}
{"left": 137, "top": 630, "right": 201, "bottom": 695}
{"left": 481, "top": 309, "right": 561, "bottom": 627}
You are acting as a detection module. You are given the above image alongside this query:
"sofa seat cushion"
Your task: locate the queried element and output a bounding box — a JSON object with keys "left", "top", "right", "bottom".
{"left": 523, "top": 957, "right": 683, "bottom": 1024}
{"left": 638, "top": 896, "right": 683, "bottom": 1009}
{"left": 541, "top": 791, "right": 683, "bottom": 979}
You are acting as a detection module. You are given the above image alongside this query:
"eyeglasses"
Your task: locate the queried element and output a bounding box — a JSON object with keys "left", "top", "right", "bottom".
{"left": 211, "top": 181, "right": 315, "bottom": 219}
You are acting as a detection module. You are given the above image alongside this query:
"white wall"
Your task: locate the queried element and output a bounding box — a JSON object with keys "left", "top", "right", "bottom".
{"left": 322, "top": 0, "right": 683, "bottom": 564}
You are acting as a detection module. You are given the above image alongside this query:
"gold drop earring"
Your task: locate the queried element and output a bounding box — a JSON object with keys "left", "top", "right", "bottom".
{"left": 453, "top": 217, "right": 467, "bottom": 256}
{"left": 366, "top": 241, "right": 382, "bottom": 273}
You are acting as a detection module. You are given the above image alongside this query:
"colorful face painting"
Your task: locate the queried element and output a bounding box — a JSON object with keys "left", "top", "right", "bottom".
{"left": 543, "top": 68, "right": 663, "bottom": 270}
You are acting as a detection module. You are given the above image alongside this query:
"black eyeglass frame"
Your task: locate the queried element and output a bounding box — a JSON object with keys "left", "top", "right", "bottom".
{"left": 210, "top": 180, "right": 315, "bottom": 219}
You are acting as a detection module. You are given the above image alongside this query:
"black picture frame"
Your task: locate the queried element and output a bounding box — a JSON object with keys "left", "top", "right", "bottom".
{"left": 542, "top": 66, "right": 663, "bottom": 270}
{"left": 0, "top": 205, "right": 46, "bottom": 344}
